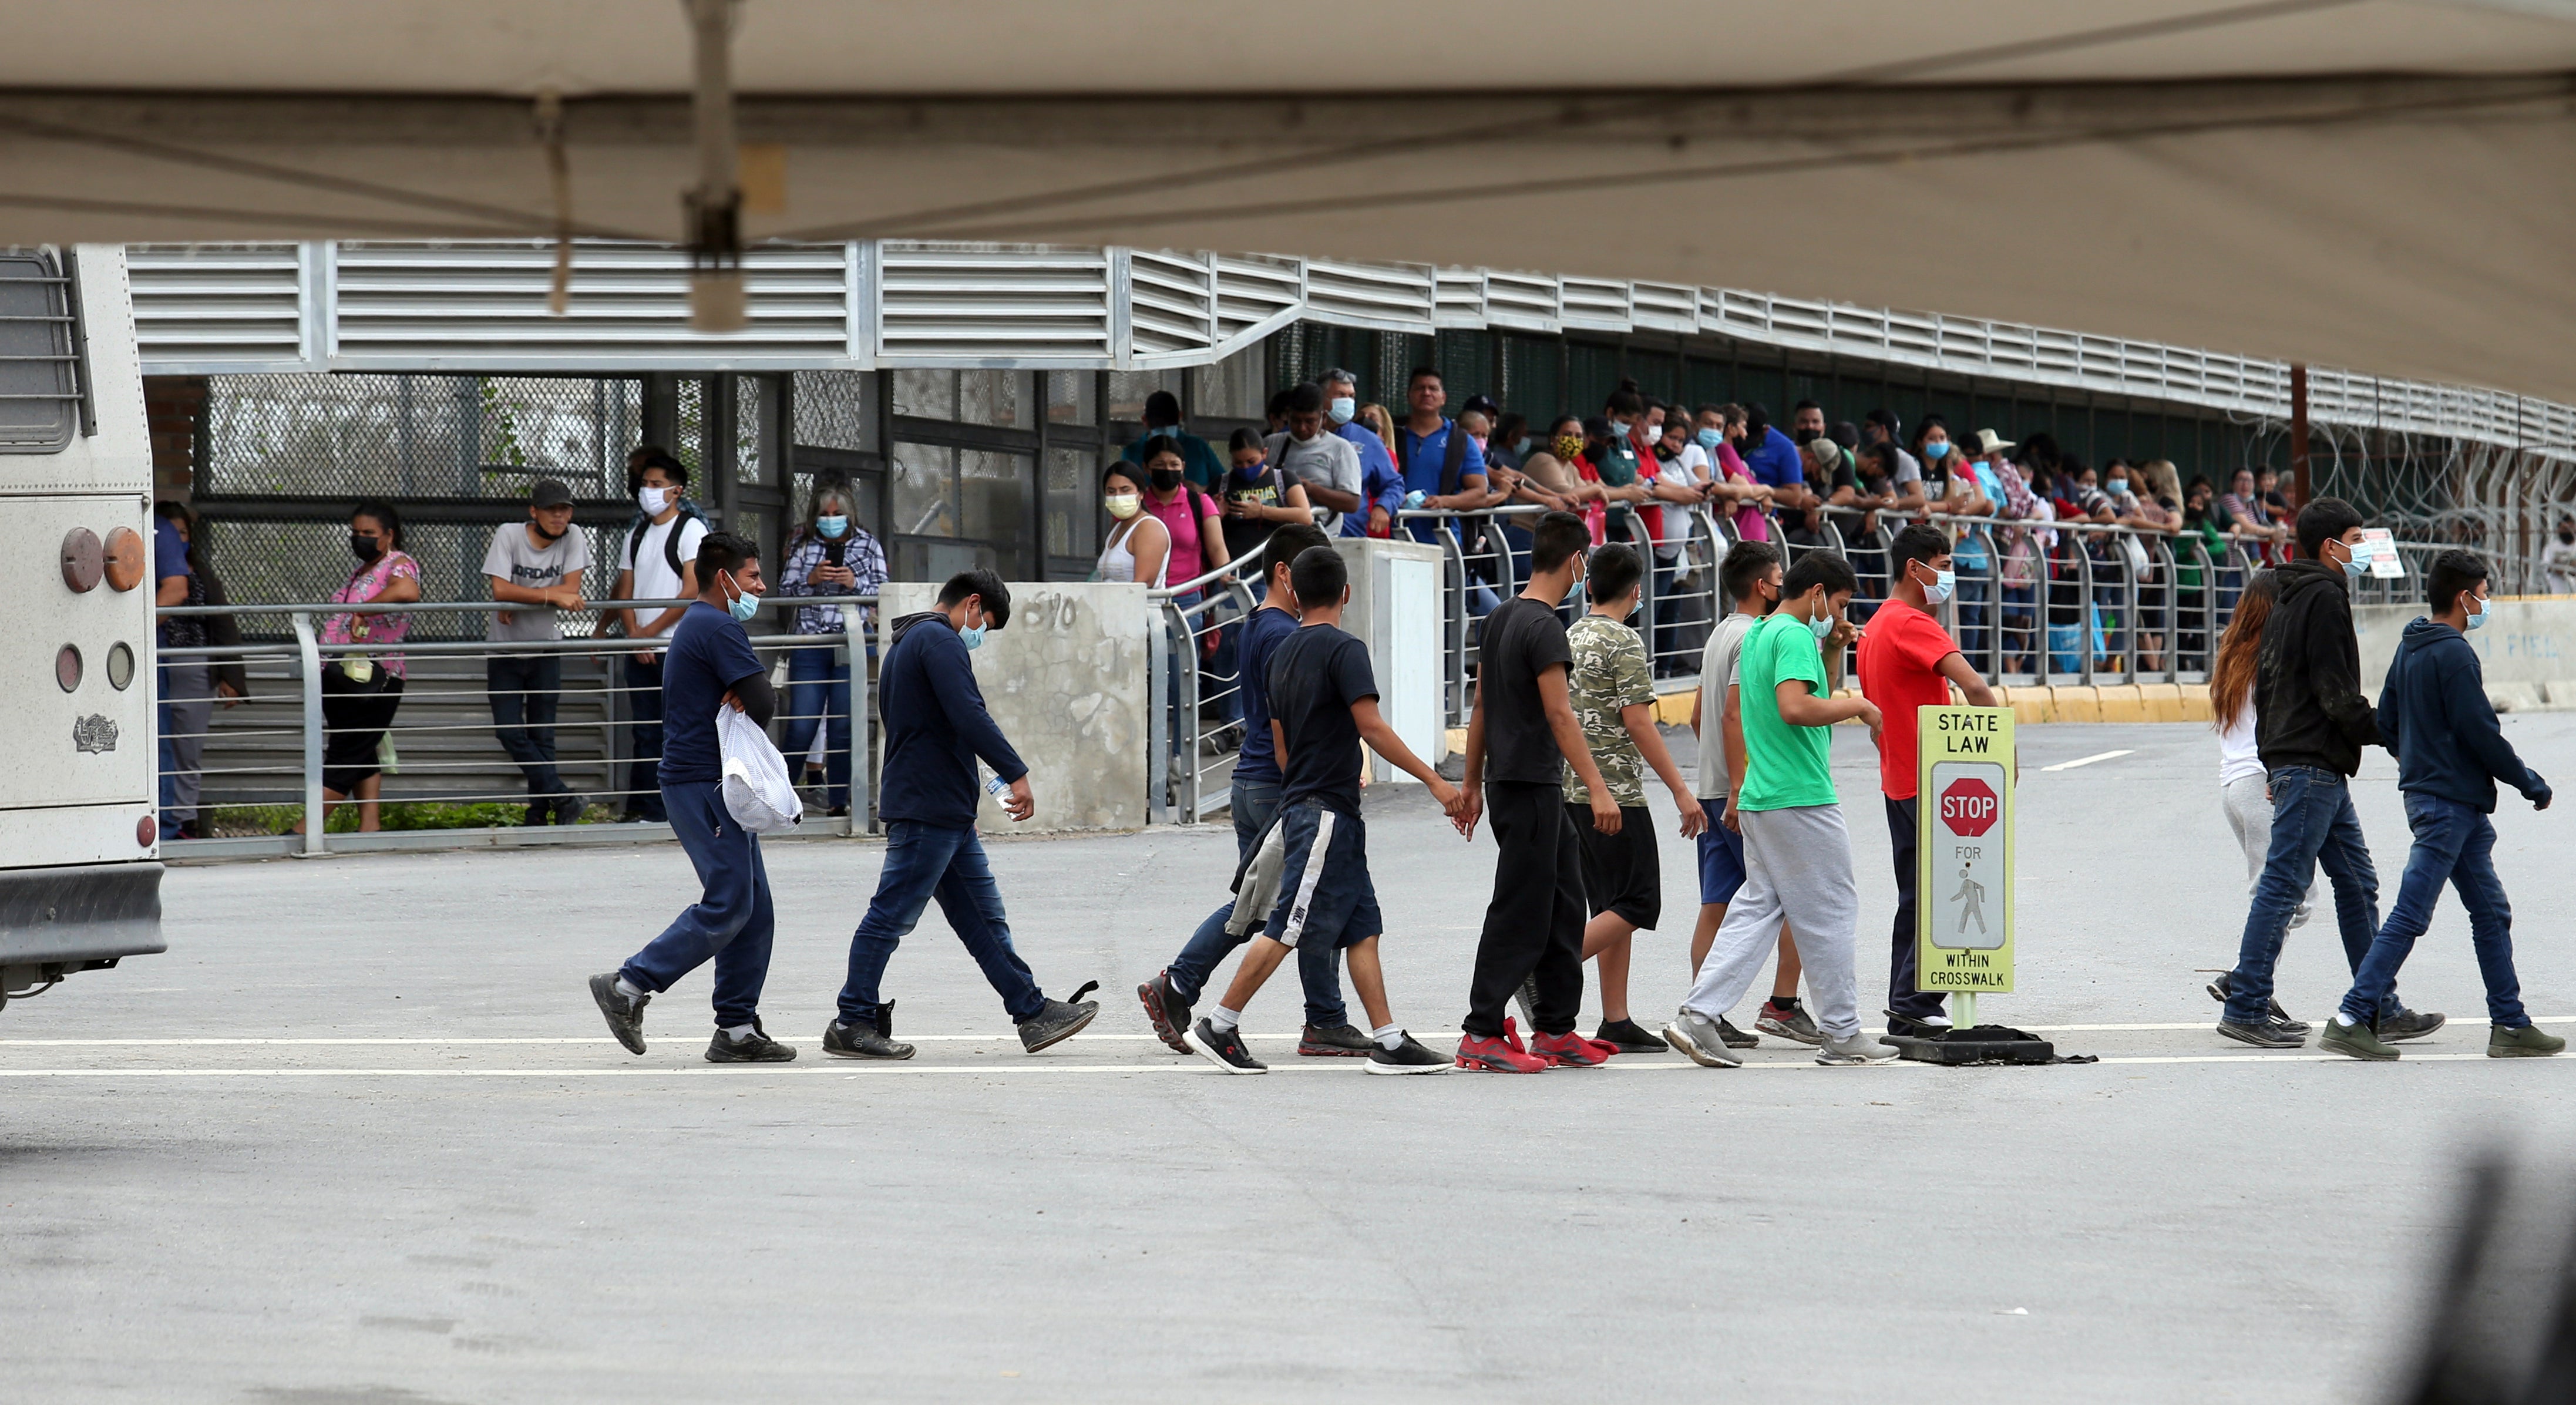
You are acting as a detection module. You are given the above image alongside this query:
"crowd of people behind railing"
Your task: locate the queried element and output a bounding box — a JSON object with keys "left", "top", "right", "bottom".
{"left": 150, "top": 366, "right": 2576, "bottom": 842}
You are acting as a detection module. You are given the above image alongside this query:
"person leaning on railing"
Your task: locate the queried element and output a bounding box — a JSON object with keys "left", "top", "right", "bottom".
{"left": 775, "top": 472, "right": 886, "bottom": 819}
{"left": 480, "top": 478, "right": 592, "bottom": 827}
{"left": 152, "top": 499, "right": 245, "bottom": 841}
{"left": 291, "top": 500, "right": 421, "bottom": 836}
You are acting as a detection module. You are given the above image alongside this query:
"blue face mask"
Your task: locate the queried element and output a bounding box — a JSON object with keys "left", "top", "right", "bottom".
{"left": 959, "top": 611, "right": 987, "bottom": 650}
{"left": 1923, "top": 568, "right": 1956, "bottom": 605}
{"left": 1328, "top": 396, "right": 1356, "bottom": 425}
{"left": 817, "top": 514, "right": 849, "bottom": 539}
{"left": 2104, "top": 478, "right": 2127, "bottom": 497}
{"left": 724, "top": 573, "right": 759, "bottom": 623}
{"left": 2339, "top": 539, "right": 2370, "bottom": 580}
{"left": 1696, "top": 428, "right": 1723, "bottom": 450}
{"left": 1512, "top": 436, "right": 1532, "bottom": 458}
{"left": 2466, "top": 597, "right": 2490, "bottom": 631}
{"left": 1808, "top": 611, "right": 1835, "bottom": 642}
{"left": 1923, "top": 441, "right": 1951, "bottom": 461}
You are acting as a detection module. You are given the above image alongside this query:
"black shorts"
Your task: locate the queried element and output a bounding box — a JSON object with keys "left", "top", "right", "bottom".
{"left": 1568, "top": 802, "right": 1660, "bottom": 930}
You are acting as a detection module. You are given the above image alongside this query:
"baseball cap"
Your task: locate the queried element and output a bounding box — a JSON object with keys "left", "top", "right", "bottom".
{"left": 529, "top": 478, "right": 574, "bottom": 507}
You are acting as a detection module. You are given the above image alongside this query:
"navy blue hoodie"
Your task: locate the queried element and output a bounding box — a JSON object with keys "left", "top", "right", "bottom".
{"left": 877, "top": 610, "right": 1027, "bottom": 827}
{"left": 2376, "top": 615, "right": 2548, "bottom": 814}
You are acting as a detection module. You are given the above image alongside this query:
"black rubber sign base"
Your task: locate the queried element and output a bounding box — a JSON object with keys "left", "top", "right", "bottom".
{"left": 1886, "top": 1024, "right": 2057, "bottom": 1065}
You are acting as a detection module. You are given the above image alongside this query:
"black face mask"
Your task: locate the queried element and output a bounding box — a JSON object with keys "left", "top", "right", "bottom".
{"left": 1794, "top": 428, "right": 1820, "bottom": 445}
{"left": 349, "top": 533, "right": 385, "bottom": 563}
{"left": 2561, "top": 529, "right": 2574, "bottom": 544}
{"left": 1149, "top": 467, "right": 1183, "bottom": 492}
{"left": 530, "top": 520, "right": 567, "bottom": 543}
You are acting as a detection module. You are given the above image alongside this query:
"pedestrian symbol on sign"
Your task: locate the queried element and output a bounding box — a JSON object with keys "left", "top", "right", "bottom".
{"left": 1952, "top": 865, "right": 1987, "bottom": 934}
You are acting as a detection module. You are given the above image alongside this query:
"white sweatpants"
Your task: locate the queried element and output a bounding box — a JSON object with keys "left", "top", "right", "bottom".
{"left": 2221, "top": 774, "right": 2313, "bottom": 929}
{"left": 1684, "top": 804, "right": 1862, "bottom": 1039}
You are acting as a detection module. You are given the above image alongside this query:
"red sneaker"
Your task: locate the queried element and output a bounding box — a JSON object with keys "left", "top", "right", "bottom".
{"left": 1499, "top": 1016, "right": 1559, "bottom": 1067}
{"left": 1531, "top": 1029, "right": 1614, "bottom": 1067}
{"left": 1455, "top": 1032, "right": 1549, "bottom": 1073}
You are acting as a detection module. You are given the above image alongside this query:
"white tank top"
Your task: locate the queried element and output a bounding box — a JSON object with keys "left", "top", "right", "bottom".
{"left": 1098, "top": 516, "right": 1168, "bottom": 587}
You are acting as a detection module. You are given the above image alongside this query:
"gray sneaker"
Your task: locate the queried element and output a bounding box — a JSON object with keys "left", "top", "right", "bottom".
{"left": 1017, "top": 987, "right": 1100, "bottom": 1053}
{"left": 1513, "top": 975, "right": 1539, "bottom": 1030}
{"left": 1815, "top": 1029, "right": 1901, "bottom": 1065}
{"left": 1756, "top": 1000, "right": 1823, "bottom": 1046}
{"left": 1660, "top": 1008, "right": 1744, "bottom": 1068}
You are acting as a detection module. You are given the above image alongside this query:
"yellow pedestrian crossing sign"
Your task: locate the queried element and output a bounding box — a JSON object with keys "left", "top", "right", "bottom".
{"left": 1917, "top": 705, "right": 2015, "bottom": 993}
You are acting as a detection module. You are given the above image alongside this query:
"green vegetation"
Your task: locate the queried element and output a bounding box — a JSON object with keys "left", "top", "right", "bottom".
{"left": 205, "top": 800, "right": 602, "bottom": 837}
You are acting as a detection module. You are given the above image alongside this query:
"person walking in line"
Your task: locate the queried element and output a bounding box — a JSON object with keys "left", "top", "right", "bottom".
{"left": 825, "top": 570, "right": 1101, "bottom": 1059}
{"left": 1455, "top": 510, "right": 1625, "bottom": 1073}
{"left": 1857, "top": 524, "right": 2002, "bottom": 1039}
{"left": 1538, "top": 542, "right": 1707, "bottom": 1053}
{"left": 774, "top": 474, "right": 887, "bottom": 819}
{"left": 2321, "top": 551, "right": 2561, "bottom": 1061}
{"left": 1181, "top": 546, "right": 1466, "bottom": 1075}
{"left": 603, "top": 449, "right": 709, "bottom": 825}
{"left": 481, "top": 478, "right": 591, "bottom": 827}
{"left": 1688, "top": 539, "right": 1804, "bottom": 1050}
{"left": 1138, "top": 523, "right": 1374, "bottom": 1059}
{"left": 587, "top": 532, "right": 797, "bottom": 1064}
{"left": 1663, "top": 552, "right": 1898, "bottom": 1068}
{"left": 2215, "top": 498, "right": 2442, "bottom": 1048}
{"left": 2202, "top": 570, "right": 2319, "bottom": 1029}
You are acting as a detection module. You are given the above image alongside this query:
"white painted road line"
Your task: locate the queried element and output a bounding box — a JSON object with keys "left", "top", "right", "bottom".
{"left": 2040, "top": 749, "right": 2136, "bottom": 772}
{"left": 0, "top": 1053, "right": 2558, "bottom": 1077}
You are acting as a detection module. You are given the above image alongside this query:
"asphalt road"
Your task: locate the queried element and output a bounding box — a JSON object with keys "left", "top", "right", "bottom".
{"left": 8, "top": 717, "right": 2576, "bottom": 1404}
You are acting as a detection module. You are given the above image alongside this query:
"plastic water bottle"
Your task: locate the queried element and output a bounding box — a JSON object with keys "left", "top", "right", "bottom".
{"left": 984, "top": 772, "right": 1012, "bottom": 801}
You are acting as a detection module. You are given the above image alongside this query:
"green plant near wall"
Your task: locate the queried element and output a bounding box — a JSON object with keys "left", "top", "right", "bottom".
{"left": 478, "top": 376, "right": 530, "bottom": 486}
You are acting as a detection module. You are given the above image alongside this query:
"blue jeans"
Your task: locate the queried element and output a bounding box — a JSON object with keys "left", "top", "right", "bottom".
{"left": 840, "top": 821, "right": 1045, "bottom": 1026}
{"left": 2341, "top": 794, "right": 2525, "bottom": 1026}
{"left": 621, "top": 655, "right": 667, "bottom": 822}
{"left": 486, "top": 654, "right": 565, "bottom": 797}
{"left": 619, "top": 781, "right": 775, "bottom": 1027}
{"left": 1165, "top": 776, "right": 1349, "bottom": 1027}
{"left": 2225, "top": 767, "right": 2391, "bottom": 1026}
{"left": 156, "top": 664, "right": 180, "bottom": 834}
{"left": 778, "top": 647, "right": 852, "bottom": 811}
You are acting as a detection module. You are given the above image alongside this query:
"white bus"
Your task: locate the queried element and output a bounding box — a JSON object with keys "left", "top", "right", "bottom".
{"left": 1, "top": 244, "right": 163, "bottom": 1013}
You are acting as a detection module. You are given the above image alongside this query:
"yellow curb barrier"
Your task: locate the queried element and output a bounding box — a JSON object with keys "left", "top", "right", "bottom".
{"left": 1632, "top": 683, "right": 2219, "bottom": 725}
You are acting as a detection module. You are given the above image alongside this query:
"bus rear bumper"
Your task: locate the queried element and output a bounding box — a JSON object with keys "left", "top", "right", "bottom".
{"left": 0, "top": 861, "right": 164, "bottom": 1007}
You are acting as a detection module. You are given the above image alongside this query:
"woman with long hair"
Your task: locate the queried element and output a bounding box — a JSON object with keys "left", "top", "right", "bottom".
{"left": 299, "top": 500, "right": 421, "bottom": 834}
{"left": 776, "top": 473, "right": 886, "bottom": 817}
{"left": 2208, "top": 569, "right": 2316, "bottom": 1023}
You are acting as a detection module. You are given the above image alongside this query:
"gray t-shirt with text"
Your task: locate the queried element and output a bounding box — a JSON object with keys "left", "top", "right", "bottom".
{"left": 482, "top": 522, "right": 593, "bottom": 642}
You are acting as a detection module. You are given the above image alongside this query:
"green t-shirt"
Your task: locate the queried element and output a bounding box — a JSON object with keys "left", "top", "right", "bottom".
{"left": 1736, "top": 611, "right": 1837, "bottom": 812}
{"left": 1562, "top": 613, "right": 1654, "bottom": 807}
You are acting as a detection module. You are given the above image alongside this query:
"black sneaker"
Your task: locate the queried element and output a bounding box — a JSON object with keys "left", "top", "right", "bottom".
{"left": 1137, "top": 971, "right": 1193, "bottom": 1054}
{"left": 1594, "top": 1017, "right": 1670, "bottom": 1054}
{"left": 523, "top": 799, "right": 550, "bottom": 827}
{"left": 823, "top": 1001, "right": 917, "bottom": 1060}
{"left": 1298, "top": 1023, "right": 1375, "bottom": 1057}
{"left": 552, "top": 792, "right": 588, "bottom": 827}
{"left": 2374, "top": 1007, "right": 2447, "bottom": 1043}
{"left": 1017, "top": 983, "right": 1099, "bottom": 1053}
{"left": 1365, "top": 1031, "right": 1453, "bottom": 1075}
{"left": 2206, "top": 973, "right": 2311, "bottom": 1035}
{"left": 1716, "top": 1017, "right": 1760, "bottom": 1049}
{"left": 705, "top": 1021, "right": 798, "bottom": 1063}
{"left": 588, "top": 972, "right": 648, "bottom": 1055}
{"left": 2215, "top": 1017, "right": 2308, "bottom": 1049}
{"left": 1185, "top": 1016, "right": 1266, "bottom": 1074}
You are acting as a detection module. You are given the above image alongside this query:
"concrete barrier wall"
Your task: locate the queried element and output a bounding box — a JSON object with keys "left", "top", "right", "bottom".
{"left": 2357, "top": 598, "right": 2576, "bottom": 712}
{"left": 881, "top": 582, "right": 1149, "bottom": 833}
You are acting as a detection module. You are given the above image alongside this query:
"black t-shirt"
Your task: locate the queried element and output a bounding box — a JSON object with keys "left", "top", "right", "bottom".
{"left": 1477, "top": 596, "right": 1574, "bottom": 786}
{"left": 1266, "top": 623, "right": 1378, "bottom": 814}
{"left": 1219, "top": 462, "right": 1291, "bottom": 561}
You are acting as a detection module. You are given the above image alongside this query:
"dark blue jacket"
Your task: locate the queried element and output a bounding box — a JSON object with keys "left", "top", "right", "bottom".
{"left": 2377, "top": 616, "right": 2548, "bottom": 814}
{"left": 877, "top": 611, "right": 1027, "bottom": 827}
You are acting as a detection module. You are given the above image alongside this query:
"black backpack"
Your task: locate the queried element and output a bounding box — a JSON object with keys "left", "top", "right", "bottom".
{"left": 626, "top": 496, "right": 711, "bottom": 584}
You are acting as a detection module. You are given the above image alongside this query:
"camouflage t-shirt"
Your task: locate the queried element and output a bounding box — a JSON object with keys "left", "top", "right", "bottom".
{"left": 1562, "top": 613, "right": 1656, "bottom": 807}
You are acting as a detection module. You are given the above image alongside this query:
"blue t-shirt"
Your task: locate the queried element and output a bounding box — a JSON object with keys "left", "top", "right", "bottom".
{"left": 153, "top": 519, "right": 193, "bottom": 645}
{"left": 1231, "top": 604, "right": 1301, "bottom": 786}
{"left": 1740, "top": 426, "right": 1804, "bottom": 492}
{"left": 655, "top": 601, "right": 765, "bottom": 785}
{"left": 1397, "top": 419, "right": 1487, "bottom": 544}
{"left": 1333, "top": 421, "right": 1403, "bottom": 537}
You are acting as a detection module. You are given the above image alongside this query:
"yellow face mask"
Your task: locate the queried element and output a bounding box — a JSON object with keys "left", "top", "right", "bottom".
{"left": 1104, "top": 493, "right": 1141, "bottom": 520}
{"left": 1552, "top": 434, "right": 1585, "bottom": 462}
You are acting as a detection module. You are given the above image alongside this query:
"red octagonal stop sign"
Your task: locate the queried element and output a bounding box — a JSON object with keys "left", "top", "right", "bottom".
{"left": 1939, "top": 777, "right": 2000, "bottom": 838}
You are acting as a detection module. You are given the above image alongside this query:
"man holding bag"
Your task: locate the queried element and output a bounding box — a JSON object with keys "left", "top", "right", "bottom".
{"left": 589, "top": 532, "right": 799, "bottom": 1064}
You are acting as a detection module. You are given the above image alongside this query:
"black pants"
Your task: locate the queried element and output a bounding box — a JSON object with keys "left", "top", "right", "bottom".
{"left": 1885, "top": 795, "right": 1946, "bottom": 1020}
{"left": 622, "top": 654, "right": 667, "bottom": 822}
{"left": 487, "top": 654, "right": 566, "bottom": 797}
{"left": 319, "top": 666, "right": 404, "bottom": 796}
{"left": 1464, "top": 781, "right": 1587, "bottom": 1038}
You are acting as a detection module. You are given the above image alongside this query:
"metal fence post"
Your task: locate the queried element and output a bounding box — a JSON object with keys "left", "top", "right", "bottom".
{"left": 291, "top": 610, "right": 325, "bottom": 856}
{"left": 1146, "top": 597, "right": 1169, "bottom": 826}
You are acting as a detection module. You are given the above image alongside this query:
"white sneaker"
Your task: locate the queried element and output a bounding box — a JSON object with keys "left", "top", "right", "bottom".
{"left": 1660, "top": 1009, "right": 1744, "bottom": 1068}
{"left": 1815, "top": 1030, "right": 1901, "bottom": 1065}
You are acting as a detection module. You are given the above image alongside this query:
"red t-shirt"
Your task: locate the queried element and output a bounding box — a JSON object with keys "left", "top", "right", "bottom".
{"left": 1856, "top": 598, "right": 1961, "bottom": 800}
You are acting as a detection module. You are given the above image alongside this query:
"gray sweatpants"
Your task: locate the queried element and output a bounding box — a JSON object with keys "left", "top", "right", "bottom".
{"left": 1684, "top": 803, "right": 1862, "bottom": 1039}
{"left": 2221, "top": 774, "right": 2313, "bottom": 930}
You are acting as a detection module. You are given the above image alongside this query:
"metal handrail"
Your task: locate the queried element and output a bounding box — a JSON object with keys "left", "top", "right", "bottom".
{"left": 156, "top": 594, "right": 882, "bottom": 617}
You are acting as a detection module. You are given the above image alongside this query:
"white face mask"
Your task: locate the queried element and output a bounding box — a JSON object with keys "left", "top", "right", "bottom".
{"left": 637, "top": 485, "right": 674, "bottom": 515}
